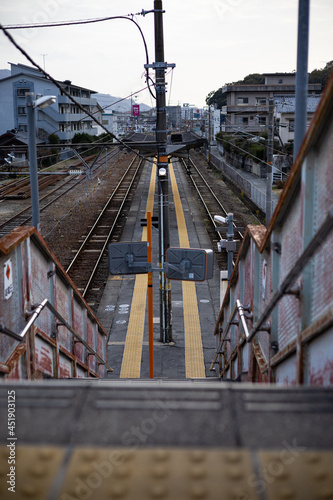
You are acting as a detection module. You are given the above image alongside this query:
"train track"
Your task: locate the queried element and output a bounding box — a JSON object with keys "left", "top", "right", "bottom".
{"left": 65, "top": 155, "right": 144, "bottom": 305}
{"left": 180, "top": 154, "right": 247, "bottom": 271}
{"left": 0, "top": 148, "right": 120, "bottom": 237}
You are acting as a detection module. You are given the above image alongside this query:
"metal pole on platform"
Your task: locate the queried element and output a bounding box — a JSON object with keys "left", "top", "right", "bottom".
{"left": 26, "top": 92, "right": 41, "bottom": 232}
{"left": 26, "top": 92, "right": 55, "bottom": 233}
{"left": 266, "top": 98, "right": 274, "bottom": 225}
{"left": 154, "top": 0, "right": 172, "bottom": 343}
{"left": 293, "top": 0, "right": 310, "bottom": 161}
{"left": 147, "top": 211, "right": 154, "bottom": 377}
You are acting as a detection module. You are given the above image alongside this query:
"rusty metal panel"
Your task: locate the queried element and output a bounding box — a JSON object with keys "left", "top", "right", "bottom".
{"left": 275, "top": 354, "right": 297, "bottom": 385}
{"left": 76, "top": 363, "right": 87, "bottom": 378}
{"left": 29, "top": 243, "right": 53, "bottom": 336}
{"left": 72, "top": 302, "right": 86, "bottom": 364}
{"left": 35, "top": 335, "right": 54, "bottom": 377}
{"left": 86, "top": 320, "right": 96, "bottom": 373}
{"left": 243, "top": 251, "right": 252, "bottom": 308}
{"left": 55, "top": 277, "right": 72, "bottom": 352}
{"left": 242, "top": 342, "right": 250, "bottom": 374}
{"left": 307, "top": 327, "right": 333, "bottom": 386}
{"left": 59, "top": 352, "right": 73, "bottom": 378}
{"left": 0, "top": 247, "right": 25, "bottom": 365}
{"left": 278, "top": 194, "right": 302, "bottom": 351}
{"left": 96, "top": 330, "right": 105, "bottom": 377}
{"left": 311, "top": 233, "right": 333, "bottom": 323}
{"left": 257, "top": 252, "right": 271, "bottom": 363}
{"left": 310, "top": 127, "right": 333, "bottom": 324}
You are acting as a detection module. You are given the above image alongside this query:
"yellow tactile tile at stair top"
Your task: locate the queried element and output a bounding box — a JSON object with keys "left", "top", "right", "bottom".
{"left": 2, "top": 446, "right": 332, "bottom": 500}
{"left": 0, "top": 446, "right": 65, "bottom": 500}
{"left": 58, "top": 447, "right": 259, "bottom": 500}
{"left": 120, "top": 163, "right": 156, "bottom": 379}
{"left": 169, "top": 163, "right": 205, "bottom": 379}
{"left": 258, "top": 450, "right": 333, "bottom": 500}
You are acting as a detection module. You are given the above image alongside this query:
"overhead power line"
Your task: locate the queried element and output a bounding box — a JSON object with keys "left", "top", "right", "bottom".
{"left": 0, "top": 23, "right": 156, "bottom": 163}
{"left": 2, "top": 15, "right": 156, "bottom": 100}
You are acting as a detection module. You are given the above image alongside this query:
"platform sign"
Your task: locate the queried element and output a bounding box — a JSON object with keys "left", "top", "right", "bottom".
{"left": 4, "top": 258, "right": 13, "bottom": 300}
{"left": 109, "top": 242, "right": 148, "bottom": 275}
{"left": 132, "top": 104, "right": 140, "bottom": 117}
{"left": 166, "top": 248, "right": 214, "bottom": 282}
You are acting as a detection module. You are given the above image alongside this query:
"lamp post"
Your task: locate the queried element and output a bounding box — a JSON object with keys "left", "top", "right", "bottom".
{"left": 26, "top": 92, "right": 56, "bottom": 232}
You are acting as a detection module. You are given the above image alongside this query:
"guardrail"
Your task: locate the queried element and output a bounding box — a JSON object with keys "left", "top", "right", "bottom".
{"left": 0, "top": 298, "right": 113, "bottom": 375}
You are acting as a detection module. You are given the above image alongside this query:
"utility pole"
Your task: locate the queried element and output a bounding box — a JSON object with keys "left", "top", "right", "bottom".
{"left": 293, "top": 0, "right": 310, "bottom": 161}
{"left": 154, "top": 0, "right": 172, "bottom": 343}
{"left": 266, "top": 98, "right": 274, "bottom": 225}
{"left": 26, "top": 92, "right": 41, "bottom": 232}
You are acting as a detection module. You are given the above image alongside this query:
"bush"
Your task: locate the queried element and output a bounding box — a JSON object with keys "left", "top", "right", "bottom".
{"left": 249, "top": 143, "right": 265, "bottom": 161}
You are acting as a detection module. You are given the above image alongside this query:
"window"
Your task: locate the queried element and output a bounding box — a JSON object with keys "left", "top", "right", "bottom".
{"left": 60, "top": 105, "right": 69, "bottom": 114}
{"left": 289, "top": 120, "right": 295, "bottom": 131}
{"left": 237, "top": 97, "right": 249, "bottom": 105}
{"left": 17, "top": 88, "right": 30, "bottom": 97}
{"left": 278, "top": 79, "right": 283, "bottom": 84}
{"left": 256, "top": 97, "right": 266, "bottom": 105}
{"left": 259, "top": 117, "right": 266, "bottom": 125}
{"left": 237, "top": 116, "right": 249, "bottom": 125}
{"left": 18, "top": 106, "right": 26, "bottom": 115}
{"left": 18, "top": 124, "right": 27, "bottom": 132}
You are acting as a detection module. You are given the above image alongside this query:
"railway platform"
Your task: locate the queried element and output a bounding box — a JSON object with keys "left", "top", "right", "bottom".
{"left": 97, "top": 158, "right": 221, "bottom": 379}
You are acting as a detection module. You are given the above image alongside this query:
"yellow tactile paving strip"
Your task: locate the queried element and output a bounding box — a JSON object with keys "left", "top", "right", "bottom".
{"left": 169, "top": 163, "right": 206, "bottom": 378}
{"left": 2, "top": 445, "right": 332, "bottom": 500}
{"left": 120, "top": 163, "right": 156, "bottom": 378}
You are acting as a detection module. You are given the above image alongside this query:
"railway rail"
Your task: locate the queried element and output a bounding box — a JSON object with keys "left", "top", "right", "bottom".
{"left": 65, "top": 155, "right": 144, "bottom": 304}
{"left": 0, "top": 148, "right": 120, "bottom": 237}
{"left": 180, "top": 153, "right": 249, "bottom": 271}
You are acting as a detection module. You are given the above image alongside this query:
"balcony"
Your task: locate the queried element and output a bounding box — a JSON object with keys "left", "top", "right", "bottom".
{"left": 224, "top": 105, "right": 269, "bottom": 114}
{"left": 221, "top": 124, "right": 267, "bottom": 134}
{"left": 58, "top": 95, "right": 96, "bottom": 106}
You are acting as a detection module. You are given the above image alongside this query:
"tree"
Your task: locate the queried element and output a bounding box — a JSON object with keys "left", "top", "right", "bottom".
{"left": 309, "top": 61, "right": 333, "bottom": 91}
{"left": 228, "top": 73, "right": 265, "bottom": 86}
{"left": 205, "top": 73, "right": 265, "bottom": 109}
{"left": 72, "top": 132, "right": 95, "bottom": 143}
{"left": 205, "top": 88, "right": 226, "bottom": 109}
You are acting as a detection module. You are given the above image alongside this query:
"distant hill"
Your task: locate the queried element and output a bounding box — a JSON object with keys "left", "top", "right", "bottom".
{"left": 95, "top": 93, "right": 151, "bottom": 113}
{"left": 0, "top": 69, "right": 11, "bottom": 79}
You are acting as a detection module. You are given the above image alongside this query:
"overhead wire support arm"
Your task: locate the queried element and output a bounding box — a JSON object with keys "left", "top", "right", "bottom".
{"left": 137, "top": 9, "right": 165, "bottom": 16}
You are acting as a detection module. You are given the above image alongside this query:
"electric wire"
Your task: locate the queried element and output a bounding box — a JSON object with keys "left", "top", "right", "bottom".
{"left": 2, "top": 15, "right": 156, "bottom": 101}
{"left": 0, "top": 24, "right": 156, "bottom": 164}
{"left": 217, "top": 137, "right": 289, "bottom": 177}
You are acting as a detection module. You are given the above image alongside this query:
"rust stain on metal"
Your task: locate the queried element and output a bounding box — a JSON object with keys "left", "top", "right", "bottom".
{"left": 3, "top": 344, "right": 26, "bottom": 376}
{"left": 252, "top": 341, "right": 268, "bottom": 374}
{"left": 0, "top": 362, "right": 10, "bottom": 374}
{"left": 270, "top": 339, "right": 297, "bottom": 368}
{"left": 248, "top": 225, "right": 267, "bottom": 250}
{"left": 0, "top": 226, "right": 35, "bottom": 255}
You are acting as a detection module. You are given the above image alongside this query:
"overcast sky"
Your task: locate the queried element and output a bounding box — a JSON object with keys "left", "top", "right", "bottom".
{"left": 0, "top": 0, "right": 332, "bottom": 108}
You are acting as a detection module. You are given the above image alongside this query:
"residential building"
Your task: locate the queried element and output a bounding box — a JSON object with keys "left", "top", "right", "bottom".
{"left": 221, "top": 72, "right": 321, "bottom": 137}
{"left": 274, "top": 95, "right": 321, "bottom": 144}
{"left": 0, "top": 130, "right": 43, "bottom": 168}
{"left": 0, "top": 63, "right": 99, "bottom": 143}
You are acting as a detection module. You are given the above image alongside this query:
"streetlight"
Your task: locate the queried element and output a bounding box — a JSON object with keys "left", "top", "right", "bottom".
{"left": 26, "top": 92, "right": 56, "bottom": 232}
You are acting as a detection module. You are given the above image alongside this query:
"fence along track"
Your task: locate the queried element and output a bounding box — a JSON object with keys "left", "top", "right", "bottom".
{"left": 66, "top": 156, "right": 144, "bottom": 298}
{"left": 181, "top": 155, "right": 244, "bottom": 270}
